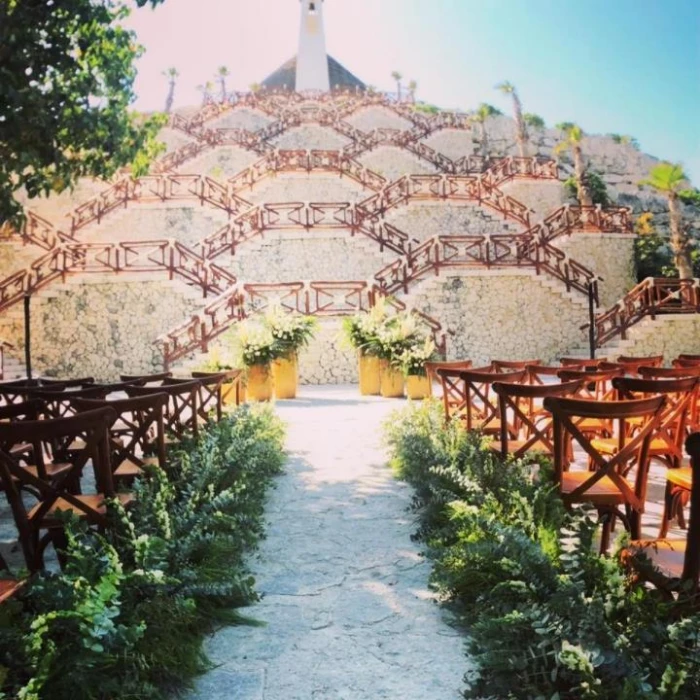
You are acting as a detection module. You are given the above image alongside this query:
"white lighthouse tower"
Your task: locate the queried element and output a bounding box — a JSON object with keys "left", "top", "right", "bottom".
{"left": 296, "top": 0, "right": 330, "bottom": 92}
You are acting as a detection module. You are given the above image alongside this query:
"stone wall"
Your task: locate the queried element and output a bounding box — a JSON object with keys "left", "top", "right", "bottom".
{"left": 297, "top": 318, "right": 357, "bottom": 384}
{"left": 0, "top": 281, "right": 200, "bottom": 381}
{"left": 499, "top": 180, "right": 567, "bottom": 220}
{"left": 223, "top": 230, "right": 395, "bottom": 282}
{"left": 409, "top": 271, "right": 589, "bottom": 366}
{"left": 245, "top": 174, "right": 368, "bottom": 204}
{"left": 187, "top": 146, "right": 260, "bottom": 179}
{"left": 209, "top": 107, "right": 272, "bottom": 132}
{"left": 422, "top": 129, "right": 477, "bottom": 161}
{"left": 555, "top": 233, "right": 636, "bottom": 307}
{"left": 345, "top": 106, "right": 412, "bottom": 132}
{"left": 272, "top": 125, "right": 349, "bottom": 150}
{"left": 159, "top": 127, "right": 196, "bottom": 154}
{"left": 612, "top": 315, "right": 700, "bottom": 361}
{"left": 358, "top": 146, "right": 437, "bottom": 181}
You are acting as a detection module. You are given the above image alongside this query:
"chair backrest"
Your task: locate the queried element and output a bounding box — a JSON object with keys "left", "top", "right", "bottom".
{"left": 678, "top": 354, "right": 700, "bottom": 363}
{"left": 527, "top": 364, "right": 564, "bottom": 384}
{"left": 120, "top": 371, "right": 173, "bottom": 385}
{"left": 191, "top": 370, "right": 243, "bottom": 419}
{"left": 437, "top": 367, "right": 527, "bottom": 431}
{"left": 39, "top": 376, "right": 95, "bottom": 388}
{"left": 617, "top": 355, "right": 664, "bottom": 369}
{"left": 560, "top": 357, "right": 608, "bottom": 369}
{"left": 543, "top": 395, "right": 666, "bottom": 514}
{"left": 683, "top": 432, "right": 700, "bottom": 585}
{"left": 673, "top": 357, "right": 700, "bottom": 369}
{"left": 73, "top": 393, "right": 168, "bottom": 471}
{"left": 25, "top": 386, "right": 112, "bottom": 419}
{"left": 557, "top": 368, "right": 624, "bottom": 401}
{"left": 492, "top": 379, "right": 583, "bottom": 459}
{"left": 125, "top": 381, "right": 199, "bottom": 440}
{"left": 492, "top": 359, "right": 542, "bottom": 372}
{"left": 639, "top": 365, "right": 700, "bottom": 379}
{"left": 0, "top": 400, "right": 41, "bottom": 422}
{"left": 0, "top": 407, "right": 116, "bottom": 571}
{"left": 424, "top": 360, "right": 472, "bottom": 396}
{"left": 613, "top": 376, "right": 699, "bottom": 467}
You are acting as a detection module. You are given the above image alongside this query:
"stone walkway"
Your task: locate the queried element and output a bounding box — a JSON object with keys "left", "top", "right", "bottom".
{"left": 189, "top": 385, "right": 466, "bottom": 699}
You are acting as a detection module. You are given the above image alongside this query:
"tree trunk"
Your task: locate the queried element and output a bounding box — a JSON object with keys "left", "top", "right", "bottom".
{"left": 573, "top": 145, "right": 593, "bottom": 206}
{"left": 396, "top": 82, "right": 402, "bottom": 101}
{"left": 165, "top": 81, "right": 175, "bottom": 113}
{"left": 512, "top": 93, "right": 527, "bottom": 158}
{"left": 668, "top": 193, "right": 694, "bottom": 279}
{"left": 219, "top": 77, "right": 227, "bottom": 102}
{"left": 480, "top": 122, "right": 489, "bottom": 157}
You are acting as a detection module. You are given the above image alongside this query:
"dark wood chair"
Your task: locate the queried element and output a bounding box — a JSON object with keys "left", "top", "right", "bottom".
{"left": 120, "top": 371, "right": 173, "bottom": 386}
{"left": 616, "top": 355, "right": 664, "bottom": 373}
{"left": 492, "top": 359, "right": 542, "bottom": 373}
{"left": 191, "top": 370, "right": 243, "bottom": 420}
{"left": 424, "top": 360, "right": 472, "bottom": 397}
{"left": 125, "top": 380, "right": 199, "bottom": 441}
{"left": 560, "top": 357, "right": 608, "bottom": 369}
{"left": 491, "top": 379, "right": 583, "bottom": 460}
{"left": 622, "top": 432, "right": 700, "bottom": 596}
{"left": 39, "top": 376, "right": 95, "bottom": 388}
{"left": 675, "top": 354, "right": 700, "bottom": 366}
{"left": 640, "top": 365, "right": 700, "bottom": 379}
{"left": 73, "top": 393, "right": 168, "bottom": 480}
{"left": 543, "top": 394, "right": 666, "bottom": 553}
{"left": 0, "top": 407, "right": 131, "bottom": 572}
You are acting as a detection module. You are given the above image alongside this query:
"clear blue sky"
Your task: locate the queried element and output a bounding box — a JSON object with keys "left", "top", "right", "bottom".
{"left": 126, "top": 0, "right": 700, "bottom": 183}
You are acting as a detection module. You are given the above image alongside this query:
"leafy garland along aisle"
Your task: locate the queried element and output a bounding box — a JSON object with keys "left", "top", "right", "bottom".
{"left": 0, "top": 405, "right": 286, "bottom": 700}
{"left": 384, "top": 401, "right": 700, "bottom": 699}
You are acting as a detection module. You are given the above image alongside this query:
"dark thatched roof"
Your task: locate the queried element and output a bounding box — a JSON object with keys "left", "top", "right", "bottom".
{"left": 261, "top": 55, "right": 366, "bottom": 92}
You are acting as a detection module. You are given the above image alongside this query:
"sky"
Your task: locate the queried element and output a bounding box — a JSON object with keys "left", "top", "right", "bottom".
{"left": 124, "top": 0, "right": 700, "bottom": 183}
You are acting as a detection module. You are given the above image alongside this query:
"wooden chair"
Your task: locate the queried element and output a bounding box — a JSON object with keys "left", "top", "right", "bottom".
{"left": 622, "top": 432, "right": 700, "bottom": 595}
{"left": 73, "top": 393, "right": 168, "bottom": 480}
{"left": 39, "top": 376, "right": 95, "bottom": 388}
{"left": 491, "top": 379, "right": 583, "bottom": 460}
{"left": 492, "top": 359, "right": 542, "bottom": 373}
{"left": 120, "top": 371, "right": 173, "bottom": 386}
{"left": 24, "top": 385, "right": 112, "bottom": 420}
{"left": 640, "top": 365, "right": 700, "bottom": 379}
{"left": 527, "top": 364, "right": 565, "bottom": 384}
{"left": 125, "top": 380, "right": 199, "bottom": 442}
{"left": 0, "top": 407, "right": 131, "bottom": 572}
{"left": 676, "top": 354, "right": 700, "bottom": 365}
{"left": 543, "top": 394, "right": 666, "bottom": 553}
{"left": 437, "top": 367, "right": 527, "bottom": 435}
{"left": 560, "top": 357, "right": 608, "bottom": 369}
{"left": 616, "top": 355, "right": 664, "bottom": 373}
{"left": 424, "top": 360, "right": 472, "bottom": 397}
{"left": 191, "top": 370, "right": 243, "bottom": 420}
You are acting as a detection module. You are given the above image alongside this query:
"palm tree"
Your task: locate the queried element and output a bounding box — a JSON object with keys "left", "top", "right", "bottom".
{"left": 523, "top": 113, "right": 545, "bottom": 130}
{"left": 495, "top": 81, "right": 528, "bottom": 157}
{"left": 249, "top": 82, "right": 262, "bottom": 94}
{"left": 407, "top": 80, "right": 417, "bottom": 103}
{"left": 640, "top": 162, "right": 695, "bottom": 279}
{"left": 216, "top": 66, "right": 230, "bottom": 102}
{"left": 554, "top": 122, "right": 592, "bottom": 206}
{"left": 196, "top": 81, "right": 214, "bottom": 106}
{"left": 162, "top": 67, "right": 179, "bottom": 113}
{"left": 391, "top": 71, "right": 403, "bottom": 101}
{"left": 470, "top": 103, "right": 502, "bottom": 156}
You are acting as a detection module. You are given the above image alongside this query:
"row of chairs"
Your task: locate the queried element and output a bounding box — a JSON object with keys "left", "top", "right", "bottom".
{"left": 0, "top": 369, "right": 242, "bottom": 574}
{"left": 425, "top": 353, "right": 700, "bottom": 593}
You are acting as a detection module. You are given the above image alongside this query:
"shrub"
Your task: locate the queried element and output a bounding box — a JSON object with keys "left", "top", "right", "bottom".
{"left": 385, "top": 400, "right": 700, "bottom": 699}
{"left": 0, "top": 404, "right": 285, "bottom": 700}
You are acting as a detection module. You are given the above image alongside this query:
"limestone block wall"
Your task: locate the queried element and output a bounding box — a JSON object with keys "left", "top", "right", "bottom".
{"left": 499, "top": 180, "right": 567, "bottom": 219}
{"left": 385, "top": 202, "right": 523, "bottom": 241}
{"left": 297, "top": 318, "right": 357, "bottom": 384}
{"left": 244, "top": 175, "right": 368, "bottom": 204}
{"left": 186, "top": 146, "right": 260, "bottom": 179}
{"left": 79, "top": 205, "right": 230, "bottom": 246}
{"left": 344, "top": 106, "right": 412, "bottom": 132}
{"left": 158, "top": 127, "right": 196, "bottom": 154}
{"left": 409, "top": 271, "right": 588, "bottom": 365}
{"left": 357, "top": 146, "right": 437, "bottom": 181}
{"left": 222, "top": 230, "right": 396, "bottom": 282}
{"left": 610, "top": 315, "right": 700, "bottom": 361}
{"left": 422, "top": 129, "right": 477, "bottom": 161}
{"left": 0, "top": 280, "right": 201, "bottom": 381}
{"left": 208, "top": 107, "right": 273, "bottom": 132}
{"left": 271, "top": 125, "right": 349, "bottom": 150}
{"left": 16, "top": 176, "right": 110, "bottom": 223}
{"left": 555, "top": 233, "right": 636, "bottom": 308}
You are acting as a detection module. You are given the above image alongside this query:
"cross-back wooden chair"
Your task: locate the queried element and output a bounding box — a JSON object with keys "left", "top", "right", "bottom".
{"left": 39, "top": 376, "right": 95, "bottom": 388}
{"left": 675, "top": 354, "right": 700, "bottom": 366}
{"left": 191, "top": 370, "right": 243, "bottom": 420}
{"left": 527, "top": 364, "right": 565, "bottom": 385}
{"left": 437, "top": 367, "right": 527, "bottom": 435}
{"left": 622, "top": 432, "right": 700, "bottom": 596}
{"left": 491, "top": 379, "right": 583, "bottom": 460}
{"left": 125, "top": 381, "right": 199, "bottom": 442}
{"left": 0, "top": 407, "right": 131, "bottom": 572}
{"left": 24, "top": 385, "right": 112, "bottom": 420}
{"left": 543, "top": 394, "right": 666, "bottom": 553}
{"left": 424, "top": 360, "right": 472, "bottom": 398}
{"left": 73, "top": 393, "right": 168, "bottom": 481}
{"left": 640, "top": 365, "right": 700, "bottom": 379}
{"left": 120, "top": 371, "right": 173, "bottom": 386}
{"left": 560, "top": 357, "right": 608, "bottom": 369}
{"left": 0, "top": 384, "right": 48, "bottom": 407}
{"left": 615, "top": 355, "right": 664, "bottom": 373}
{"left": 491, "top": 359, "right": 542, "bottom": 373}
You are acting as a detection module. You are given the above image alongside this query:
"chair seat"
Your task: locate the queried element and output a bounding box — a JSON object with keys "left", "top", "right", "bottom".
{"left": 498, "top": 437, "right": 553, "bottom": 456}
{"left": 593, "top": 436, "right": 680, "bottom": 456}
{"left": 22, "top": 462, "right": 73, "bottom": 480}
{"left": 114, "top": 456, "right": 159, "bottom": 478}
{"left": 577, "top": 417, "right": 611, "bottom": 434}
{"left": 28, "top": 492, "right": 134, "bottom": 525}
{"left": 625, "top": 538, "right": 686, "bottom": 579}
{"left": 0, "top": 579, "right": 24, "bottom": 604}
{"left": 560, "top": 470, "right": 630, "bottom": 505}
{"left": 667, "top": 466, "right": 692, "bottom": 490}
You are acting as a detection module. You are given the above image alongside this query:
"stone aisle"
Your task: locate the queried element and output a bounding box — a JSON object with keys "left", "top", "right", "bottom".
{"left": 189, "top": 385, "right": 466, "bottom": 699}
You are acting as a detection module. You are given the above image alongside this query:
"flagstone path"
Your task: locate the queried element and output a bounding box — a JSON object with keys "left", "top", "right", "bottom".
{"left": 189, "top": 385, "right": 466, "bottom": 699}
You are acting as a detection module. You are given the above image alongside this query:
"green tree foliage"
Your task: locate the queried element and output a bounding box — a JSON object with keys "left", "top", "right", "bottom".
{"left": 609, "top": 133, "right": 640, "bottom": 150}
{"left": 0, "top": 0, "right": 168, "bottom": 227}
{"left": 523, "top": 112, "right": 545, "bottom": 129}
{"left": 470, "top": 103, "right": 503, "bottom": 156}
{"left": 564, "top": 170, "right": 611, "bottom": 207}
{"left": 554, "top": 122, "right": 593, "bottom": 206}
{"left": 495, "top": 81, "right": 528, "bottom": 157}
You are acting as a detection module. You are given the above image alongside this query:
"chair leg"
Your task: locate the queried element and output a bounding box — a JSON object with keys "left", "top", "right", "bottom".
{"left": 659, "top": 481, "right": 674, "bottom": 538}
{"left": 599, "top": 512, "right": 613, "bottom": 554}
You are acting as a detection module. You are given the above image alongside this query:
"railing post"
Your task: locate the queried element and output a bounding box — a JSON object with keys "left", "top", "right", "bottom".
{"left": 587, "top": 281, "right": 596, "bottom": 360}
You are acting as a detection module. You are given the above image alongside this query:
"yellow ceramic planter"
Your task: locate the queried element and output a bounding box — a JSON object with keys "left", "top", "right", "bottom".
{"left": 358, "top": 353, "right": 381, "bottom": 396}
{"left": 405, "top": 374, "right": 431, "bottom": 400}
{"left": 379, "top": 360, "right": 404, "bottom": 398}
{"left": 246, "top": 363, "right": 273, "bottom": 402}
{"left": 273, "top": 354, "right": 298, "bottom": 399}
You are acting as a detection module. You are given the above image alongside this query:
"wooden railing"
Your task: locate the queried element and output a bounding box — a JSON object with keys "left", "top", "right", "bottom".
{"left": 588, "top": 278, "right": 700, "bottom": 347}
